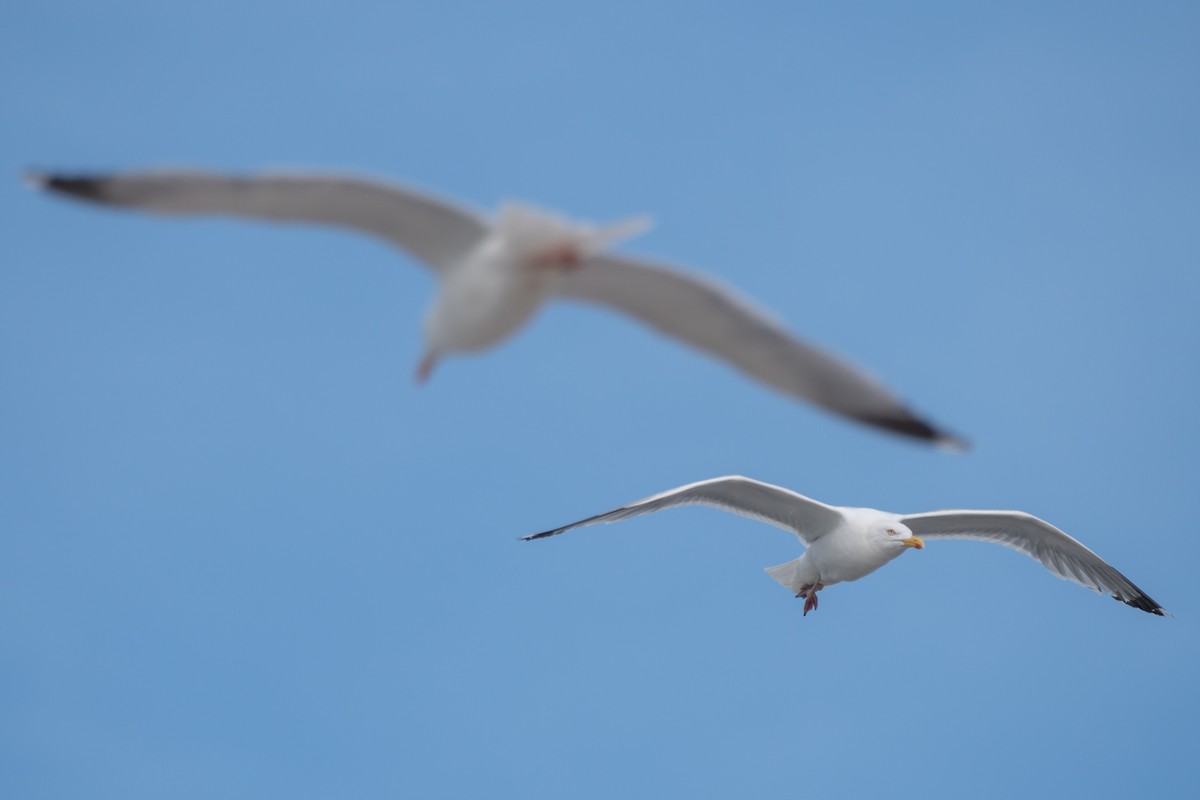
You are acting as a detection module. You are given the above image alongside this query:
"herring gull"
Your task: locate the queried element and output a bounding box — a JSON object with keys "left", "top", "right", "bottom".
{"left": 29, "top": 168, "right": 962, "bottom": 446}
{"left": 524, "top": 476, "right": 1166, "bottom": 616}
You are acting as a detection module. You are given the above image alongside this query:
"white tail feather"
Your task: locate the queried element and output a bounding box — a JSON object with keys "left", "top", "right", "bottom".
{"left": 590, "top": 215, "right": 654, "bottom": 252}
{"left": 764, "top": 558, "right": 808, "bottom": 593}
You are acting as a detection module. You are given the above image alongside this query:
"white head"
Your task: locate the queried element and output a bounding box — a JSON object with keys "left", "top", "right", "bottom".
{"left": 877, "top": 520, "right": 925, "bottom": 554}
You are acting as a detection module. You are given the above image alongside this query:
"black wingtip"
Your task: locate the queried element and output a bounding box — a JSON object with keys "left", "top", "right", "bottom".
{"left": 521, "top": 529, "right": 561, "bottom": 542}
{"left": 27, "top": 172, "right": 110, "bottom": 202}
{"left": 849, "top": 411, "right": 970, "bottom": 451}
{"left": 1115, "top": 593, "right": 1169, "bottom": 616}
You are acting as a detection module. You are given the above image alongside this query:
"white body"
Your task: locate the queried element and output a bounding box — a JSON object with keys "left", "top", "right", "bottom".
{"left": 424, "top": 234, "right": 553, "bottom": 353}
{"left": 422, "top": 203, "right": 639, "bottom": 356}
{"left": 793, "top": 507, "right": 908, "bottom": 587}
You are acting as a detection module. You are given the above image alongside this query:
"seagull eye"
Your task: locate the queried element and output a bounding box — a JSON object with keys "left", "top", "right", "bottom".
{"left": 886, "top": 529, "right": 897, "bottom": 536}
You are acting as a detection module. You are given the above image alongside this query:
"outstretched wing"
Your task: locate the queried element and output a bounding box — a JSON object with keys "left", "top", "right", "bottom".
{"left": 552, "top": 253, "right": 964, "bottom": 447}
{"left": 523, "top": 475, "right": 844, "bottom": 545}
{"left": 29, "top": 169, "right": 489, "bottom": 271}
{"left": 901, "top": 509, "right": 1166, "bottom": 615}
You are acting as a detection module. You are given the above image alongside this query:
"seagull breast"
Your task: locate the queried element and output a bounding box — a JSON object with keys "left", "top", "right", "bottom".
{"left": 423, "top": 203, "right": 636, "bottom": 355}
{"left": 423, "top": 241, "right": 547, "bottom": 353}
{"left": 807, "top": 510, "right": 906, "bottom": 585}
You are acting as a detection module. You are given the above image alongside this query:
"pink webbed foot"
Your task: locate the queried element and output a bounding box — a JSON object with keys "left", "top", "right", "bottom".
{"left": 803, "top": 592, "right": 819, "bottom": 615}
{"left": 796, "top": 583, "right": 823, "bottom": 616}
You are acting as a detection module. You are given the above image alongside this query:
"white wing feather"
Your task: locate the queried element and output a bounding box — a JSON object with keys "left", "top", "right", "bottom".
{"left": 901, "top": 509, "right": 1166, "bottom": 614}
{"left": 29, "top": 170, "right": 488, "bottom": 271}
{"left": 523, "top": 475, "right": 845, "bottom": 545}
{"left": 554, "top": 253, "right": 963, "bottom": 446}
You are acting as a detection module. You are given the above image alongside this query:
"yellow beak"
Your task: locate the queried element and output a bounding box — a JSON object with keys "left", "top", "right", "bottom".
{"left": 902, "top": 536, "right": 925, "bottom": 550}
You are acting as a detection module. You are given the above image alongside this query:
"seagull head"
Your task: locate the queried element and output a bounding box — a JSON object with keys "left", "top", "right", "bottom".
{"left": 880, "top": 522, "right": 924, "bottom": 551}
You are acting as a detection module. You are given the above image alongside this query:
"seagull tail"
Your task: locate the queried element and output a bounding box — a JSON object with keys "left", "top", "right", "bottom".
{"left": 590, "top": 214, "right": 654, "bottom": 251}
{"left": 764, "top": 557, "right": 810, "bottom": 594}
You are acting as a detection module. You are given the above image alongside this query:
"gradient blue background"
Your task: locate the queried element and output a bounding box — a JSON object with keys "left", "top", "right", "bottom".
{"left": 3, "top": 2, "right": 1197, "bottom": 797}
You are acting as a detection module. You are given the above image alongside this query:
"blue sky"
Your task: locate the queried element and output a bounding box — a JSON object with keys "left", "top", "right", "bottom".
{"left": 3, "top": 1, "right": 1198, "bottom": 797}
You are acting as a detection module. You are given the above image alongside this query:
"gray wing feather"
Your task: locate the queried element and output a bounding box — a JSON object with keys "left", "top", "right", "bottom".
{"left": 523, "top": 475, "right": 844, "bottom": 545}
{"left": 901, "top": 509, "right": 1166, "bottom": 615}
{"left": 553, "top": 253, "right": 964, "bottom": 447}
{"left": 30, "top": 169, "right": 489, "bottom": 271}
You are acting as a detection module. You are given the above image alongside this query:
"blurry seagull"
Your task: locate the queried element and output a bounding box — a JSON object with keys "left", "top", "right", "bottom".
{"left": 524, "top": 475, "right": 1166, "bottom": 616}
{"left": 29, "top": 167, "right": 963, "bottom": 446}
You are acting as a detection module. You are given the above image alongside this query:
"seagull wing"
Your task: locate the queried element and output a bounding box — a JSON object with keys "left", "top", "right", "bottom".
{"left": 900, "top": 509, "right": 1166, "bottom": 615}
{"left": 523, "top": 475, "right": 844, "bottom": 545}
{"left": 29, "top": 169, "right": 488, "bottom": 271}
{"left": 552, "top": 253, "right": 964, "bottom": 447}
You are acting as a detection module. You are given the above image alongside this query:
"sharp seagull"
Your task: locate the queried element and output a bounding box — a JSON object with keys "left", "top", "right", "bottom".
{"left": 524, "top": 475, "right": 1166, "bottom": 616}
{"left": 29, "top": 167, "right": 963, "bottom": 446}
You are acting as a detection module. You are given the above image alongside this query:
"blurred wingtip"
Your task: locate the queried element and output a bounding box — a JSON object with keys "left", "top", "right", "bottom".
{"left": 934, "top": 431, "right": 971, "bottom": 453}
{"left": 25, "top": 171, "right": 110, "bottom": 202}
{"left": 22, "top": 169, "right": 50, "bottom": 190}
{"left": 848, "top": 410, "right": 971, "bottom": 452}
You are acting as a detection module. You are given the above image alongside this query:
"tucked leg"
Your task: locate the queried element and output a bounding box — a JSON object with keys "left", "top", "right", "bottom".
{"left": 415, "top": 352, "right": 438, "bottom": 383}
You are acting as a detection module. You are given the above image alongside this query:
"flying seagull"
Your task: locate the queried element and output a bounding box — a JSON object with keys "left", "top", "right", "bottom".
{"left": 523, "top": 475, "right": 1166, "bottom": 616}
{"left": 29, "top": 168, "right": 963, "bottom": 446}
